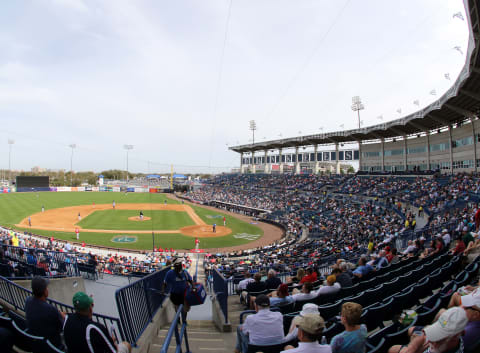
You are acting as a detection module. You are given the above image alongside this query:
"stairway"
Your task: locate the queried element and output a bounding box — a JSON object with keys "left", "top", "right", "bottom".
{"left": 148, "top": 321, "right": 231, "bottom": 353}
{"left": 146, "top": 254, "right": 238, "bottom": 352}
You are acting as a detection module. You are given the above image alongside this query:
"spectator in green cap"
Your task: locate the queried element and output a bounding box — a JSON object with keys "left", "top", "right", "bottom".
{"left": 63, "top": 291, "right": 131, "bottom": 353}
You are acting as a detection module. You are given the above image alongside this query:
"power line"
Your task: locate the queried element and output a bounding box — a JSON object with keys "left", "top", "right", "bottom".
{"left": 208, "top": 0, "right": 234, "bottom": 168}
{"left": 260, "top": 0, "right": 352, "bottom": 127}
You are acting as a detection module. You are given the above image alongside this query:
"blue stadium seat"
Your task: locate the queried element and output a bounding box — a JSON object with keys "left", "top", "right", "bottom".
{"left": 317, "top": 300, "right": 342, "bottom": 321}
{"left": 247, "top": 338, "right": 296, "bottom": 353}
{"left": 367, "top": 322, "right": 400, "bottom": 348}
{"left": 416, "top": 298, "right": 441, "bottom": 326}
{"left": 322, "top": 321, "right": 344, "bottom": 343}
{"left": 362, "top": 297, "right": 392, "bottom": 331}
{"left": 11, "top": 320, "right": 45, "bottom": 352}
{"left": 454, "top": 271, "right": 469, "bottom": 287}
{"left": 363, "top": 284, "right": 384, "bottom": 307}
{"left": 365, "top": 338, "right": 386, "bottom": 353}
{"left": 384, "top": 316, "right": 418, "bottom": 348}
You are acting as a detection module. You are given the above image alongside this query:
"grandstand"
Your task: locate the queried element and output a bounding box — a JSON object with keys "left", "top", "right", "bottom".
{"left": 230, "top": 0, "right": 480, "bottom": 175}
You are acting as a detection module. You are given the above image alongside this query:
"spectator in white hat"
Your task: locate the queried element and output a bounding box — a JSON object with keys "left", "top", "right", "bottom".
{"left": 388, "top": 307, "right": 468, "bottom": 353}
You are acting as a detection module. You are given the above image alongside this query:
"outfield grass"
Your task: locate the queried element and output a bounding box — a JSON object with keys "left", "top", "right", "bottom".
{"left": 1, "top": 192, "right": 264, "bottom": 250}
{"left": 77, "top": 209, "right": 195, "bottom": 230}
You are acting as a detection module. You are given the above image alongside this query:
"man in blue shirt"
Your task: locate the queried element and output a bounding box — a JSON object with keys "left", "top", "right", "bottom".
{"left": 161, "top": 258, "right": 196, "bottom": 313}
{"left": 352, "top": 256, "right": 373, "bottom": 279}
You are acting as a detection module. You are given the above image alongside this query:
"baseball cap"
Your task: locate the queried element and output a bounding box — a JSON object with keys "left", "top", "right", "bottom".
{"left": 424, "top": 307, "right": 468, "bottom": 342}
{"left": 255, "top": 294, "right": 270, "bottom": 307}
{"left": 463, "top": 226, "right": 469, "bottom": 232}
{"left": 299, "top": 303, "right": 319, "bottom": 316}
{"left": 73, "top": 291, "right": 94, "bottom": 311}
{"left": 295, "top": 313, "right": 325, "bottom": 335}
{"left": 461, "top": 288, "right": 480, "bottom": 308}
{"left": 278, "top": 284, "right": 289, "bottom": 297}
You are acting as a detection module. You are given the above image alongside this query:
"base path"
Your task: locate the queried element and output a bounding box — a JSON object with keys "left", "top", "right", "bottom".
{"left": 16, "top": 203, "right": 231, "bottom": 237}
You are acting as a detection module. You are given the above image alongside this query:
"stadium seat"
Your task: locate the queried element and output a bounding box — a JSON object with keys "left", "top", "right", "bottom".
{"left": 343, "top": 291, "right": 368, "bottom": 307}
{"left": 277, "top": 301, "right": 295, "bottom": 315}
{"left": 317, "top": 300, "right": 342, "bottom": 321}
{"left": 314, "top": 291, "right": 339, "bottom": 306}
{"left": 36, "top": 339, "right": 66, "bottom": 353}
{"left": 454, "top": 271, "right": 469, "bottom": 287}
{"left": 247, "top": 338, "right": 296, "bottom": 353}
{"left": 416, "top": 298, "right": 441, "bottom": 326}
{"left": 384, "top": 316, "right": 418, "bottom": 348}
{"left": 367, "top": 322, "right": 401, "bottom": 349}
{"left": 365, "top": 338, "right": 386, "bottom": 353}
{"left": 11, "top": 320, "right": 45, "bottom": 352}
{"left": 338, "top": 283, "right": 359, "bottom": 299}
{"left": 363, "top": 284, "right": 384, "bottom": 307}
{"left": 322, "top": 321, "right": 344, "bottom": 343}
{"left": 414, "top": 276, "right": 432, "bottom": 300}
{"left": 361, "top": 298, "right": 392, "bottom": 331}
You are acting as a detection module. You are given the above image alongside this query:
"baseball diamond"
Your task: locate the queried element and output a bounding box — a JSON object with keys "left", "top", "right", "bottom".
{"left": 0, "top": 192, "right": 279, "bottom": 251}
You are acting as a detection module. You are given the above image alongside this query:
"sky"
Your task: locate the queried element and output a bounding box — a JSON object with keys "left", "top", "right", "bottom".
{"left": 0, "top": 0, "right": 470, "bottom": 174}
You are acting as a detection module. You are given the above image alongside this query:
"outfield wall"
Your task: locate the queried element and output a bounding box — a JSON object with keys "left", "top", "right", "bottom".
{"left": 5, "top": 185, "right": 172, "bottom": 193}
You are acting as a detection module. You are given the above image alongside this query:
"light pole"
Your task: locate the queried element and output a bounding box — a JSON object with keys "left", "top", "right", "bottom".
{"left": 249, "top": 120, "right": 256, "bottom": 145}
{"left": 124, "top": 145, "right": 134, "bottom": 182}
{"left": 351, "top": 96, "right": 365, "bottom": 129}
{"left": 69, "top": 144, "right": 76, "bottom": 186}
{"left": 8, "top": 140, "right": 14, "bottom": 183}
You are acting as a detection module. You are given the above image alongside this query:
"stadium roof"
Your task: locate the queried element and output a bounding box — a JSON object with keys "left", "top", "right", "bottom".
{"left": 230, "top": 0, "right": 480, "bottom": 154}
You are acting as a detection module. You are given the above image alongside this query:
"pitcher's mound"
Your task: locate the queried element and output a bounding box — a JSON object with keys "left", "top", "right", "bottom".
{"left": 128, "top": 216, "right": 151, "bottom": 221}
{"left": 181, "top": 225, "right": 231, "bottom": 237}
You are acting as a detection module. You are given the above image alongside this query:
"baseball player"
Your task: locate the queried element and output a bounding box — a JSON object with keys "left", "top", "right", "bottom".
{"left": 140, "top": 210, "right": 144, "bottom": 221}
{"left": 28, "top": 216, "right": 31, "bottom": 227}
{"left": 75, "top": 227, "right": 80, "bottom": 241}
{"left": 112, "top": 200, "right": 116, "bottom": 209}
{"left": 78, "top": 212, "right": 81, "bottom": 221}
{"left": 223, "top": 216, "right": 226, "bottom": 226}
{"left": 195, "top": 237, "right": 200, "bottom": 250}
{"left": 212, "top": 223, "right": 216, "bottom": 233}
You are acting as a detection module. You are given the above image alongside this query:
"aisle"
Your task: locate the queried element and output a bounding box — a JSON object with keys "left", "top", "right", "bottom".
{"left": 187, "top": 253, "right": 212, "bottom": 320}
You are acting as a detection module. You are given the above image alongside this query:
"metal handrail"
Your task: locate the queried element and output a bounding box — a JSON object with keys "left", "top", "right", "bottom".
{"left": 159, "top": 305, "right": 191, "bottom": 353}
{"left": 0, "top": 275, "right": 124, "bottom": 342}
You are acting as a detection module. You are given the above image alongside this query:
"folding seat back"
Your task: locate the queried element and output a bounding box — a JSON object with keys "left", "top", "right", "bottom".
{"left": 416, "top": 299, "right": 441, "bottom": 326}
{"left": 317, "top": 300, "right": 342, "bottom": 322}
{"left": 367, "top": 322, "right": 400, "bottom": 348}
{"left": 11, "top": 320, "right": 45, "bottom": 352}
{"left": 384, "top": 317, "right": 418, "bottom": 347}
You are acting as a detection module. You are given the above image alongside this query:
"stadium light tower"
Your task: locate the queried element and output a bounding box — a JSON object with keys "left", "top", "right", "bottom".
{"left": 124, "top": 144, "right": 134, "bottom": 182}
{"left": 351, "top": 96, "right": 365, "bottom": 129}
{"left": 8, "top": 139, "right": 14, "bottom": 183}
{"left": 69, "top": 144, "right": 76, "bottom": 186}
{"left": 249, "top": 120, "right": 257, "bottom": 145}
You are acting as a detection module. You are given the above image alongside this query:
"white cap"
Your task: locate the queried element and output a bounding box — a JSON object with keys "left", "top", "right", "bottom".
{"left": 461, "top": 288, "right": 480, "bottom": 308}
{"left": 463, "top": 226, "right": 469, "bottom": 232}
{"left": 299, "top": 303, "right": 319, "bottom": 316}
{"left": 419, "top": 236, "right": 426, "bottom": 241}
{"left": 424, "top": 307, "right": 468, "bottom": 342}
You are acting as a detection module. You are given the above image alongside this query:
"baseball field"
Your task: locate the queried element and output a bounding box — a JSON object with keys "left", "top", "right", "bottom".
{"left": 0, "top": 192, "right": 269, "bottom": 251}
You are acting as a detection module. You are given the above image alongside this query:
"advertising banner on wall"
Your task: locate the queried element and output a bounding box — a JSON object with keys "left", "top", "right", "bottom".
{"left": 127, "top": 187, "right": 135, "bottom": 192}
{"left": 113, "top": 187, "right": 120, "bottom": 192}
{"left": 49, "top": 187, "right": 57, "bottom": 192}
{"left": 71, "top": 187, "right": 78, "bottom": 192}
{"left": 92, "top": 187, "right": 99, "bottom": 192}
{"left": 57, "top": 187, "right": 71, "bottom": 192}
{"left": 99, "top": 186, "right": 107, "bottom": 192}
{"left": 149, "top": 188, "right": 157, "bottom": 193}
{"left": 77, "top": 187, "right": 85, "bottom": 192}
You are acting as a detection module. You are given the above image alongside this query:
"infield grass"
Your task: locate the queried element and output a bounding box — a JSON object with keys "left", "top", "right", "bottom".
{"left": 77, "top": 210, "right": 195, "bottom": 230}
{"left": 0, "top": 192, "right": 264, "bottom": 250}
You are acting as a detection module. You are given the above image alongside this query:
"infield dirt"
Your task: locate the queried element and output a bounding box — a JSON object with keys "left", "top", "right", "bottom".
{"left": 17, "top": 203, "right": 231, "bottom": 237}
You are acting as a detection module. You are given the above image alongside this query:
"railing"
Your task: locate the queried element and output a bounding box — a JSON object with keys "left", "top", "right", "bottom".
{"left": 0, "top": 275, "right": 124, "bottom": 342}
{"left": 2, "top": 244, "right": 79, "bottom": 277}
{"left": 159, "top": 305, "right": 191, "bottom": 353}
{"left": 115, "top": 267, "right": 169, "bottom": 346}
{"left": 212, "top": 268, "right": 228, "bottom": 324}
